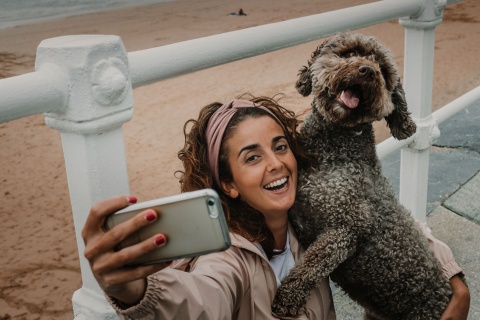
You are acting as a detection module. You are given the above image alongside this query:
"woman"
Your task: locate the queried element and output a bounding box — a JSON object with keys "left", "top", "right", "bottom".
{"left": 82, "top": 96, "right": 469, "bottom": 319}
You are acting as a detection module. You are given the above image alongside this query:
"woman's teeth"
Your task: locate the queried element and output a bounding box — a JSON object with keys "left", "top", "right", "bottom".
{"left": 264, "top": 177, "right": 288, "bottom": 190}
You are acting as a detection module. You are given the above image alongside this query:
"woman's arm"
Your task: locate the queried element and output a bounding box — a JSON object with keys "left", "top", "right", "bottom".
{"left": 440, "top": 275, "right": 470, "bottom": 320}
{"left": 416, "top": 220, "right": 470, "bottom": 320}
{"left": 109, "top": 248, "right": 249, "bottom": 319}
{"left": 83, "top": 196, "right": 248, "bottom": 319}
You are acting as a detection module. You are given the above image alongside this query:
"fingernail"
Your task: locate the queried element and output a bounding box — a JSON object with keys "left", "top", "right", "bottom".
{"left": 126, "top": 196, "right": 137, "bottom": 204}
{"left": 145, "top": 211, "right": 156, "bottom": 222}
{"left": 155, "top": 235, "right": 166, "bottom": 246}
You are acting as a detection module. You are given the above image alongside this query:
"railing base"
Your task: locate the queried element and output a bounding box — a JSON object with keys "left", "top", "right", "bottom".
{"left": 73, "top": 287, "right": 119, "bottom": 320}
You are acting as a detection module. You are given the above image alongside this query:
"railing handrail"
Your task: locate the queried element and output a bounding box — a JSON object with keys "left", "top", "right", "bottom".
{"left": 128, "top": 0, "right": 422, "bottom": 88}
{"left": 0, "top": 65, "right": 68, "bottom": 123}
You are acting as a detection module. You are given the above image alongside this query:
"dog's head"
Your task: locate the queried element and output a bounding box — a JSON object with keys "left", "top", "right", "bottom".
{"left": 296, "top": 33, "right": 416, "bottom": 139}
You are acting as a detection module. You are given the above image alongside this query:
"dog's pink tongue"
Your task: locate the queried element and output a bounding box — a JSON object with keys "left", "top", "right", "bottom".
{"left": 339, "top": 89, "right": 359, "bottom": 109}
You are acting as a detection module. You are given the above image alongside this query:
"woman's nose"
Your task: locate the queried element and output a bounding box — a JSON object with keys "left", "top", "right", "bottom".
{"left": 266, "top": 154, "right": 283, "bottom": 172}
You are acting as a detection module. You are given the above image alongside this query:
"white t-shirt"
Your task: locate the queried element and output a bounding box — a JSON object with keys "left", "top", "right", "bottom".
{"left": 256, "top": 232, "right": 296, "bottom": 286}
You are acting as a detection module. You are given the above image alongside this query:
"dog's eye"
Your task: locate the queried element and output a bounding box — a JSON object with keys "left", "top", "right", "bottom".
{"left": 344, "top": 51, "right": 357, "bottom": 58}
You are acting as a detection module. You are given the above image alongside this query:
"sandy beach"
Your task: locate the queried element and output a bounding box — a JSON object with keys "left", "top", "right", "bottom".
{"left": 0, "top": 0, "right": 479, "bottom": 318}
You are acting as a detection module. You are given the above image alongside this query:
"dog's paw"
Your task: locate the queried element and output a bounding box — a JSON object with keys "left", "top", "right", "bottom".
{"left": 272, "top": 286, "right": 305, "bottom": 318}
{"left": 272, "top": 299, "right": 304, "bottom": 319}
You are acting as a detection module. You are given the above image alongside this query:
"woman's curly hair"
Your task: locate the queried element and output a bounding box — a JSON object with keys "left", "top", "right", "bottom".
{"left": 176, "top": 95, "right": 309, "bottom": 258}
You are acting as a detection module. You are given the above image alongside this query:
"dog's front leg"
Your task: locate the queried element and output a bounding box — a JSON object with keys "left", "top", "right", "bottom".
{"left": 272, "top": 227, "right": 358, "bottom": 318}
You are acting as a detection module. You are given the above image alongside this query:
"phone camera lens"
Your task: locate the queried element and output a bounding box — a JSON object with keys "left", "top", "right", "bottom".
{"left": 207, "top": 198, "right": 219, "bottom": 218}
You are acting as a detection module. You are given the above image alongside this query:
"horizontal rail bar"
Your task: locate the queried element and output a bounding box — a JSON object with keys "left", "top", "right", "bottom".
{"left": 433, "top": 85, "right": 480, "bottom": 124}
{"left": 377, "top": 135, "right": 414, "bottom": 160}
{"left": 128, "top": 0, "right": 422, "bottom": 88}
{"left": 0, "top": 66, "right": 68, "bottom": 123}
{"left": 377, "top": 85, "right": 480, "bottom": 159}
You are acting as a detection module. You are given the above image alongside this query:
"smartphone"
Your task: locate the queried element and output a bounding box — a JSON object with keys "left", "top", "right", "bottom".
{"left": 104, "top": 189, "right": 231, "bottom": 266}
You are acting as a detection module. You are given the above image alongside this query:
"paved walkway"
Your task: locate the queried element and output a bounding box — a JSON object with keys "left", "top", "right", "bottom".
{"left": 332, "top": 104, "right": 480, "bottom": 319}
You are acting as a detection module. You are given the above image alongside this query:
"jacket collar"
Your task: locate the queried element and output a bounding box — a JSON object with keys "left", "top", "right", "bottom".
{"left": 229, "top": 222, "right": 303, "bottom": 262}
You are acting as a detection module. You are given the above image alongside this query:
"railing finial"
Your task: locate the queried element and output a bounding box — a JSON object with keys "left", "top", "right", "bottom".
{"left": 36, "top": 35, "right": 133, "bottom": 134}
{"left": 400, "top": 0, "right": 446, "bottom": 28}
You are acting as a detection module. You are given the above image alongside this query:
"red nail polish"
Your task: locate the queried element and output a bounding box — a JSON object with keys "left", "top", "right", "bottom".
{"left": 155, "top": 235, "right": 166, "bottom": 246}
{"left": 126, "top": 196, "right": 137, "bottom": 204}
{"left": 145, "top": 211, "right": 156, "bottom": 222}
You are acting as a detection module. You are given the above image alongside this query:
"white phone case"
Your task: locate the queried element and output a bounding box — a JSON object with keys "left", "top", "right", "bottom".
{"left": 104, "top": 189, "right": 231, "bottom": 265}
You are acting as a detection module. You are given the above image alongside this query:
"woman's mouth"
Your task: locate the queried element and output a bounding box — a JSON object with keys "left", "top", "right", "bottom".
{"left": 264, "top": 177, "right": 288, "bottom": 191}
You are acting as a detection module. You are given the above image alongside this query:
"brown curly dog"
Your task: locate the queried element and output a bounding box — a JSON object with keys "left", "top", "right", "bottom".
{"left": 272, "top": 33, "right": 453, "bottom": 319}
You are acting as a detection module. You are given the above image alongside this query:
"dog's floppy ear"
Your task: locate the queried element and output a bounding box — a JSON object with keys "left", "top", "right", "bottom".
{"left": 295, "top": 43, "right": 325, "bottom": 97}
{"left": 384, "top": 80, "right": 417, "bottom": 140}
{"left": 295, "top": 66, "right": 312, "bottom": 96}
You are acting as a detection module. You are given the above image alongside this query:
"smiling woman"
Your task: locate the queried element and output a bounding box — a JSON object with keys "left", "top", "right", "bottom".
{"left": 179, "top": 96, "right": 309, "bottom": 258}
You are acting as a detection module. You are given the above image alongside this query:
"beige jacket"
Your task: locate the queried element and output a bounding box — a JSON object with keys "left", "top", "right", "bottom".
{"left": 110, "top": 223, "right": 461, "bottom": 320}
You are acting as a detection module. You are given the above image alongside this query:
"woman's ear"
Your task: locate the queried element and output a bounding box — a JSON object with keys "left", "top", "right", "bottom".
{"left": 221, "top": 181, "right": 239, "bottom": 199}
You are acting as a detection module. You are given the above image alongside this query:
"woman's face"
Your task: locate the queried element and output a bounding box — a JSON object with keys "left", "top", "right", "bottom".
{"left": 221, "top": 116, "right": 298, "bottom": 218}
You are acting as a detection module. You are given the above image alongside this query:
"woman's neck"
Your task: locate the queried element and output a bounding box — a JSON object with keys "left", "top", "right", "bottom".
{"left": 265, "top": 213, "right": 289, "bottom": 250}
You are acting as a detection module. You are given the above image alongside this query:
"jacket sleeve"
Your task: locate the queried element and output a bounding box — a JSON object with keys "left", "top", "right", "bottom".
{"left": 415, "top": 220, "right": 463, "bottom": 280}
{"left": 108, "top": 246, "right": 249, "bottom": 320}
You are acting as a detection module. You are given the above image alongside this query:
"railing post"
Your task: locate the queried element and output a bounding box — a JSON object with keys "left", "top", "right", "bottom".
{"left": 399, "top": 0, "right": 445, "bottom": 221}
{"left": 36, "top": 35, "right": 134, "bottom": 319}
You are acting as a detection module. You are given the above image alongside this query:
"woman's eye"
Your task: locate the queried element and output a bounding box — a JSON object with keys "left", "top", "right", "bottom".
{"left": 275, "top": 144, "right": 288, "bottom": 152}
{"left": 246, "top": 155, "right": 259, "bottom": 163}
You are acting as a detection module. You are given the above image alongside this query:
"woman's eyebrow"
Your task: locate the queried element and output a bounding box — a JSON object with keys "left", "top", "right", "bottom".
{"left": 237, "top": 135, "right": 287, "bottom": 157}
{"left": 273, "top": 135, "right": 287, "bottom": 143}
{"left": 238, "top": 143, "right": 259, "bottom": 158}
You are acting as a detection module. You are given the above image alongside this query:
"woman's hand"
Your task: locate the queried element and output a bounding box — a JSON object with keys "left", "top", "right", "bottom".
{"left": 440, "top": 275, "right": 470, "bottom": 320}
{"left": 82, "top": 195, "right": 170, "bottom": 306}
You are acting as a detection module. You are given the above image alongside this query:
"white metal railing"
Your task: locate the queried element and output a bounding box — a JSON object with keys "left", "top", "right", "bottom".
{"left": 128, "top": 0, "right": 422, "bottom": 88}
{"left": 377, "top": 85, "right": 480, "bottom": 158}
{"left": 0, "top": 0, "right": 476, "bottom": 318}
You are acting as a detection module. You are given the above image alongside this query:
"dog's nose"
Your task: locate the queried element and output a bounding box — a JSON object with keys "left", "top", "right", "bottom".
{"left": 359, "top": 65, "right": 375, "bottom": 80}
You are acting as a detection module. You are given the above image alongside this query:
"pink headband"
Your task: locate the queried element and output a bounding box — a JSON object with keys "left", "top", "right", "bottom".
{"left": 205, "top": 99, "right": 283, "bottom": 187}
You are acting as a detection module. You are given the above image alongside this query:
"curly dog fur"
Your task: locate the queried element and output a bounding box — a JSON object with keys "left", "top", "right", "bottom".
{"left": 272, "top": 33, "right": 452, "bottom": 319}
